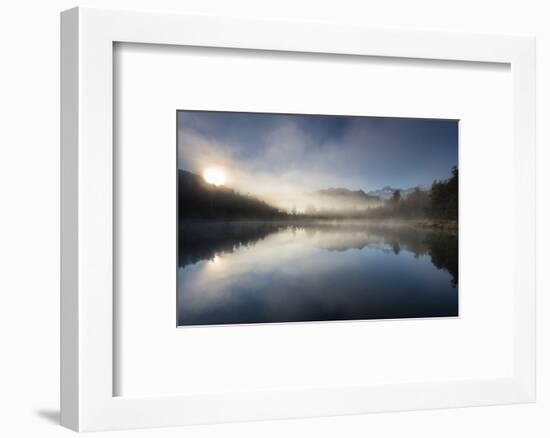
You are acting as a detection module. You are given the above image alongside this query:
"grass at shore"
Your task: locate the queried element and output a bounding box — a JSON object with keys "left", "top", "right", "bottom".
{"left": 416, "top": 219, "right": 458, "bottom": 234}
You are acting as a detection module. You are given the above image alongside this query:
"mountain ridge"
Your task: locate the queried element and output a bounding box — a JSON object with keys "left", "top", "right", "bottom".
{"left": 367, "top": 185, "right": 429, "bottom": 200}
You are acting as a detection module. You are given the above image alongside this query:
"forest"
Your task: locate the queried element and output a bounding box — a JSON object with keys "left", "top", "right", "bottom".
{"left": 366, "top": 166, "right": 458, "bottom": 226}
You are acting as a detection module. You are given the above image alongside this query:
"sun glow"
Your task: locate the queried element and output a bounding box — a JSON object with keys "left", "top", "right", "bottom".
{"left": 203, "top": 168, "right": 225, "bottom": 186}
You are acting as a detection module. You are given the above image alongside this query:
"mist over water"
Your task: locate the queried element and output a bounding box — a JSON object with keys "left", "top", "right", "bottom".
{"left": 177, "top": 221, "right": 458, "bottom": 326}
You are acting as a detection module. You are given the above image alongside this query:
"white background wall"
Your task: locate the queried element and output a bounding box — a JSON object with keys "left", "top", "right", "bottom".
{"left": 0, "top": 1, "right": 548, "bottom": 437}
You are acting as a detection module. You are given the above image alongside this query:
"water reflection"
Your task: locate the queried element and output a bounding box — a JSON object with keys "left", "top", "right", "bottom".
{"left": 177, "top": 221, "right": 458, "bottom": 326}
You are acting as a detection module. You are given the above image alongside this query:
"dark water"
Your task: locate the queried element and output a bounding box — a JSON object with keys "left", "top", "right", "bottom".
{"left": 177, "top": 221, "right": 458, "bottom": 326}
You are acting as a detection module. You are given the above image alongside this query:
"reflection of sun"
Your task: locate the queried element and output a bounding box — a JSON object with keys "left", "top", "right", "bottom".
{"left": 203, "top": 168, "right": 225, "bottom": 186}
{"left": 207, "top": 255, "right": 225, "bottom": 271}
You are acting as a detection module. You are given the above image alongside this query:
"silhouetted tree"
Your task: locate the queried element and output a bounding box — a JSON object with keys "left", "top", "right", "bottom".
{"left": 429, "top": 166, "right": 458, "bottom": 220}
{"left": 392, "top": 189, "right": 401, "bottom": 203}
{"left": 305, "top": 204, "right": 317, "bottom": 215}
{"left": 178, "top": 170, "right": 288, "bottom": 220}
{"left": 365, "top": 168, "right": 457, "bottom": 221}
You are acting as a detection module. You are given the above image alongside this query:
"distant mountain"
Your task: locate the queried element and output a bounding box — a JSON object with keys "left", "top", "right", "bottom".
{"left": 309, "top": 188, "right": 382, "bottom": 211}
{"left": 268, "top": 185, "right": 431, "bottom": 214}
{"left": 316, "top": 188, "right": 379, "bottom": 202}
{"left": 178, "top": 170, "right": 285, "bottom": 220}
{"left": 367, "top": 185, "right": 428, "bottom": 200}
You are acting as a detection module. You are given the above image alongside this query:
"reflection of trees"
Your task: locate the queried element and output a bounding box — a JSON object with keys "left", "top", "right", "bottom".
{"left": 178, "top": 220, "right": 458, "bottom": 287}
{"left": 178, "top": 221, "right": 285, "bottom": 266}
{"left": 392, "top": 242, "right": 401, "bottom": 255}
{"left": 304, "top": 222, "right": 458, "bottom": 286}
{"left": 425, "top": 232, "right": 458, "bottom": 287}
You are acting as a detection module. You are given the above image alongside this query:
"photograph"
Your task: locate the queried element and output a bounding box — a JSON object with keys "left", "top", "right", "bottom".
{"left": 177, "top": 110, "right": 459, "bottom": 326}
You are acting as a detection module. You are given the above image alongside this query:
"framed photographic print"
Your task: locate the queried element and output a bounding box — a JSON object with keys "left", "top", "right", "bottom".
{"left": 176, "top": 111, "right": 459, "bottom": 326}
{"left": 61, "top": 7, "right": 535, "bottom": 432}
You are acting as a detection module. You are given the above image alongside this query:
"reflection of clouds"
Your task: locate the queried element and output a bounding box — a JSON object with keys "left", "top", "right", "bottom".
{"left": 306, "top": 226, "right": 422, "bottom": 256}
{"left": 181, "top": 229, "right": 317, "bottom": 301}
{"left": 178, "top": 223, "right": 458, "bottom": 325}
{"left": 180, "top": 228, "right": 336, "bottom": 315}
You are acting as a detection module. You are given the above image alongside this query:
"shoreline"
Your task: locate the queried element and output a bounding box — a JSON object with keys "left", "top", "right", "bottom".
{"left": 416, "top": 219, "right": 458, "bottom": 234}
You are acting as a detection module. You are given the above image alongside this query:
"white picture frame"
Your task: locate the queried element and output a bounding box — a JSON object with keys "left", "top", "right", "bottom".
{"left": 60, "top": 6, "right": 535, "bottom": 432}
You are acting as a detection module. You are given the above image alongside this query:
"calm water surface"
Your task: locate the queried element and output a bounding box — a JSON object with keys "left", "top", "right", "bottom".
{"left": 177, "top": 221, "right": 458, "bottom": 326}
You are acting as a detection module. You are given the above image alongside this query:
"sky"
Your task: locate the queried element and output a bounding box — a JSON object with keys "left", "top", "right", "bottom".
{"left": 177, "top": 110, "right": 458, "bottom": 196}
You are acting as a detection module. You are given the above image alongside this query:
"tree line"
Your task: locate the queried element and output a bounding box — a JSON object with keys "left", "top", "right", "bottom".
{"left": 366, "top": 167, "right": 458, "bottom": 221}
{"left": 178, "top": 170, "right": 288, "bottom": 220}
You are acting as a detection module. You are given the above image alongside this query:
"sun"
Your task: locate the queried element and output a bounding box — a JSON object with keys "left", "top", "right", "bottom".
{"left": 203, "top": 168, "right": 225, "bottom": 186}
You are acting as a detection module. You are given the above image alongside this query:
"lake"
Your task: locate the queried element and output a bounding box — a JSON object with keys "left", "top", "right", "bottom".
{"left": 177, "top": 221, "right": 458, "bottom": 326}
